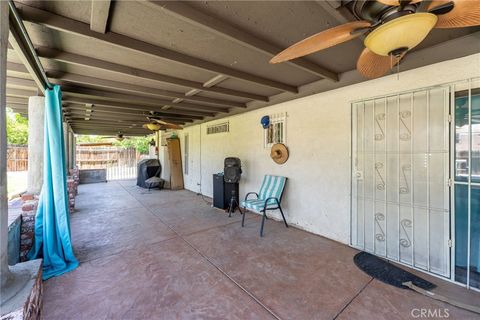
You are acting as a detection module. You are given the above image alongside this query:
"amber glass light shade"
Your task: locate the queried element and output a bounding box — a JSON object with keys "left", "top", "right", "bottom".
{"left": 364, "top": 13, "right": 438, "bottom": 56}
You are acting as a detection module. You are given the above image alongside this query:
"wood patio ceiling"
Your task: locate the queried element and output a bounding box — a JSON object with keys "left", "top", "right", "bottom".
{"left": 5, "top": 0, "right": 480, "bottom": 136}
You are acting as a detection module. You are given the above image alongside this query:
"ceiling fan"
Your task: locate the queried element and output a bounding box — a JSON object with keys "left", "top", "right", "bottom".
{"left": 270, "top": 0, "right": 480, "bottom": 79}
{"left": 142, "top": 116, "right": 183, "bottom": 132}
{"left": 100, "top": 132, "right": 129, "bottom": 141}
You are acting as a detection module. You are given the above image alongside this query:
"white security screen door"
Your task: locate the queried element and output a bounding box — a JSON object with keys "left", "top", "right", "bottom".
{"left": 351, "top": 87, "right": 450, "bottom": 277}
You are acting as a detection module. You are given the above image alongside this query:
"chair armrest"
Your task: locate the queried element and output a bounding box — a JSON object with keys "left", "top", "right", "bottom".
{"left": 263, "top": 197, "right": 280, "bottom": 210}
{"left": 244, "top": 192, "right": 259, "bottom": 201}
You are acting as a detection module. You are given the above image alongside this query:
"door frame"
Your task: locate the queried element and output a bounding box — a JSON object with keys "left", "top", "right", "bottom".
{"left": 349, "top": 85, "right": 452, "bottom": 280}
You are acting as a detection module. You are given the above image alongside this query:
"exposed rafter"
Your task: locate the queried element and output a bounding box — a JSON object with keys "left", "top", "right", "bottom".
{"left": 61, "top": 96, "right": 212, "bottom": 117}
{"left": 8, "top": 0, "right": 50, "bottom": 92}
{"left": 90, "top": 0, "right": 111, "bottom": 34}
{"left": 6, "top": 62, "right": 244, "bottom": 109}
{"left": 49, "top": 72, "right": 244, "bottom": 108}
{"left": 34, "top": 46, "right": 268, "bottom": 101}
{"left": 60, "top": 86, "right": 228, "bottom": 114}
{"left": 148, "top": 1, "right": 338, "bottom": 81}
{"left": 15, "top": 3, "right": 298, "bottom": 93}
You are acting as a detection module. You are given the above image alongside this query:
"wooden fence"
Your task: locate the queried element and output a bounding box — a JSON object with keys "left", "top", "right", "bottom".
{"left": 76, "top": 145, "right": 140, "bottom": 180}
{"left": 7, "top": 145, "right": 28, "bottom": 172}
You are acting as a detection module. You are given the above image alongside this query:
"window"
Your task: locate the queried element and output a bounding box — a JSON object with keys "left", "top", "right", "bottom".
{"left": 184, "top": 134, "right": 189, "bottom": 175}
{"left": 206, "top": 122, "right": 229, "bottom": 135}
{"left": 264, "top": 113, "right": 286, "bottom": 148}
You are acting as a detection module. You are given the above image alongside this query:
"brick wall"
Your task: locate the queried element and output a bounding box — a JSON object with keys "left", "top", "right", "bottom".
{"left": 20, "top": 194, "right": 38, "bottom": 262}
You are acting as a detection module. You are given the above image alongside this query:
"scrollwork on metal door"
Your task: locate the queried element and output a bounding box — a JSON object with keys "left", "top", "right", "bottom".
{"left": 375, "top": 162, "right": 385, "bottom": 191}
{"left": 375, "top": 113, "right": 386, "bottom": 141}
{"left": 375, "top": 212, "right": 386, "bottom": 242}
{"left": 400, "top": 164, "right": 412, "bottom": 194}
{"left": 399, "top": 219, "right": 413, "bottom": 248}
{"left": 399, "top": 111, "right": 411, "bottom": 141}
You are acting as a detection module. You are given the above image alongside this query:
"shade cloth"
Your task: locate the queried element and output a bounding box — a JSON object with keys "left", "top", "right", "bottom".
{"left": 28, "top": 85, "right": 78, "bottom": 279}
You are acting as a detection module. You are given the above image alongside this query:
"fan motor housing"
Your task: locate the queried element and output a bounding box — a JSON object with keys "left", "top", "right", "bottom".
{"left": 345, "top": 0, "right": 419, "bottom": 23}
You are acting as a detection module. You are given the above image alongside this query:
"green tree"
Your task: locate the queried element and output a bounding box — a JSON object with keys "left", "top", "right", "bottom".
{"left": 76, "top": 134, "right": 153, "bottom": 154}
{"left": 113, "top": 136, "right": 153, "bottom": 154}
{"left": 6, "top": 108, "right": 28, "bottom": 145}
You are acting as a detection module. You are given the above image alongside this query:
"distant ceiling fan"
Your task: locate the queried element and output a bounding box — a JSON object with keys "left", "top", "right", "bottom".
{"left": 101, "top": 132, "right": 129, "bottom": 141}
{"left": 142, "top": 116, "right": 183, "bottom": 132}
{"left": 270, "top": 0, "right": 480, "bottom": 79}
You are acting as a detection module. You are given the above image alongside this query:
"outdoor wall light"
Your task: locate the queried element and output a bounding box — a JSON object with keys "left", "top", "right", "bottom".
{"left": 364, "top": 13, "right": 438, "bottom": 57}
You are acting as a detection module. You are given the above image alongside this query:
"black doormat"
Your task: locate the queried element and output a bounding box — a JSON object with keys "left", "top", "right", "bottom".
{"left": 354, "top": 252, "right": 436, "bottom": 290}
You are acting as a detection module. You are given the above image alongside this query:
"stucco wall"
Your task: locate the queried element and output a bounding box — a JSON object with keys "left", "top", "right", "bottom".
{"left": 177, "top": 53, "right": 480, "bottom": 244}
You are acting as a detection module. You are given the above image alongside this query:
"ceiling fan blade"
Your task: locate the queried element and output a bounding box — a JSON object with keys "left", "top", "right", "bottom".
{"left": 151, "top": 118, "right": 168, "bottom": 125}
{"left": 150, "top": 118, "right": 182, "bottom": 129}
{"left": 376, "top": 0, "right": 422, "bottom": 6}
{"left": 429, "top": 0, "right": 480, "bottom": 28}
{"left": 270, "top": 21, "right": 371, "bottom": 64}
{"left": 356, "top": 48, "right": 404, "bottom": 79}
{"left": 163, "top": 123, "right": 183, "bottom": 130}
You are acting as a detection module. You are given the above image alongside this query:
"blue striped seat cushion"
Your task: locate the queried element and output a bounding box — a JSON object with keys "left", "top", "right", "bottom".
{"left": 241, "top": 175, "right": 286, "bottom": 212}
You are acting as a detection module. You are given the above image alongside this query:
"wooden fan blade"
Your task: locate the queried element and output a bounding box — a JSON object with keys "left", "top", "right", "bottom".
{"left": 150, "top": 118, "right": 182, "bottom": 129}
{"left": 270, "top": 21, "right": 371, "bottom": 63}
{"left": 151, "top": 118, "right": 167, "bottom": 125}
{"left": 356, "top": 48, "right": 404, "bottom": 79}
{"left": 376, "top": 0, "right": 422, "bottom": 6}
{"left": 163, "top": 123, "right": 183, "bottom": 130}
{"left": 429, "top": 0, "right": 480, "bottom": 28}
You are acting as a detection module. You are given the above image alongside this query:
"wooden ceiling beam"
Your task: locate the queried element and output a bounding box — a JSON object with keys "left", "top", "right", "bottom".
{"left": 64, "top": 110, "right": 191, "bottom": 123}
{"left": 90, "top": 0, "right": 111, "bottom": 34}
{"left": 6, "top": 76, "right": 36, "bottom": 90}
{"left": 61, "top": 96, "right": 210, "bottom": 117}
{"left": 34, "top": 46, "right": 268, "bottom": 101}
{"left": 47, "top": 71, "right": 245, "bottom": 108}
{"left": 7, "top": 96, "right": 28, "bottom": 104}
{"left": 72, "top": 130, "right": 149, "bottom": 136}
{"left": 8, "top": 1, "right": 50, "bottom": 92}
{"left": 63, "top": 104, "right": 199, "bottom": 119}
{"left": 60, "top": 86, "right": 229, "bottom": 113}
{"left": 67, "top": 120, "right": 148, "bottom": 127}
{"left": 6, "top": 87, "right": 37, "bottom": 98}
{"left": 67, "top": 116, "right": 187, "bottom": 126}
{"left": 8, "top": 60, "right": 246, "bottom": 107}
{"left": 16, "top": 3, "right": 297, "bottom": 93}
{"left": 7, "top": 63, "right": 228, "bottom": 113}
{"left": 148, "top": 1, "right": 338, "bottom": 81}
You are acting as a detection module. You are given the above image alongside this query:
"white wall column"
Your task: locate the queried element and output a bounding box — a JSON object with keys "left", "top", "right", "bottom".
{"left": 63, "top": 122, "right": 68, "bottom": 170}
{"left": 26, "top": 96, "right": 45, "bottom": 194}
{"left": 67, "top": 130, "right": 74, "bottom": 169}
{"left": 0, "top": 0, "right": 11, "bottom": 288}
{"left": 72, "top": 134, "right": 76, "bottom": 169}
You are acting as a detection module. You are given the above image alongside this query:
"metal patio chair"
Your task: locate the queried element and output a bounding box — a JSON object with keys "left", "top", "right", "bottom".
{"left": 240, "top": 175, "right": 288, "bottom": 237}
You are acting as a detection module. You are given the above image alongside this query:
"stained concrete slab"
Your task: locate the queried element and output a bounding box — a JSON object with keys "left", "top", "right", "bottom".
{"left": 43, "top": 238, "right": 273, "bottom": 320}
{"left": 42, "top": 181, "right": 480, "bottom": 320}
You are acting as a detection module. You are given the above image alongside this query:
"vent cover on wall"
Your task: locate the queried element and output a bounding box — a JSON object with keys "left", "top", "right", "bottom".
{"left": 207, "top": 122, "right": 229, "bottom": 135}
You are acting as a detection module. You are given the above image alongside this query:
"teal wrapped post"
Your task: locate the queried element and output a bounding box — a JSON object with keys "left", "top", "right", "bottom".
{"left": 28, "top": 85, "right": 78, "bottom": 279}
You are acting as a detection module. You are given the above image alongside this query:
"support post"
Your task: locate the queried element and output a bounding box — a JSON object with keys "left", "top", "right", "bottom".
{"left": 63, "top": 122, "right": 69, "bottom": 170}
{"left": 27, "top": 96, "right": 45, "bottom": 194}
{"left": 0, "top": 0, "right": 12, "bottom": 287}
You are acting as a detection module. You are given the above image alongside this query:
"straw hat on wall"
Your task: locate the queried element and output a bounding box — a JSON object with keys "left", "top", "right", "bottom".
{"left": 270, "top": 143, "right": 289, "bottom": 164}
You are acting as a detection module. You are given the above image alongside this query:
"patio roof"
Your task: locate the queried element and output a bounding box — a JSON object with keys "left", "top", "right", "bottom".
{"left": 5, "top": 0, "right": 480, "bottom": 136}
{"left": 41, "top": 180, "right": 480, "bottom": 319}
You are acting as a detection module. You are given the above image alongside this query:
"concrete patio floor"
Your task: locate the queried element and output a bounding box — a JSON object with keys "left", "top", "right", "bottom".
{"left": 42, "top": 180, "right": 480, "bottom": 319}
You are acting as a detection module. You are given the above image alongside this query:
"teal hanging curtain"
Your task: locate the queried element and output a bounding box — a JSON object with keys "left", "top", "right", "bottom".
{"left": 28, "top": 85, "right": 78, "bottom": 280}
